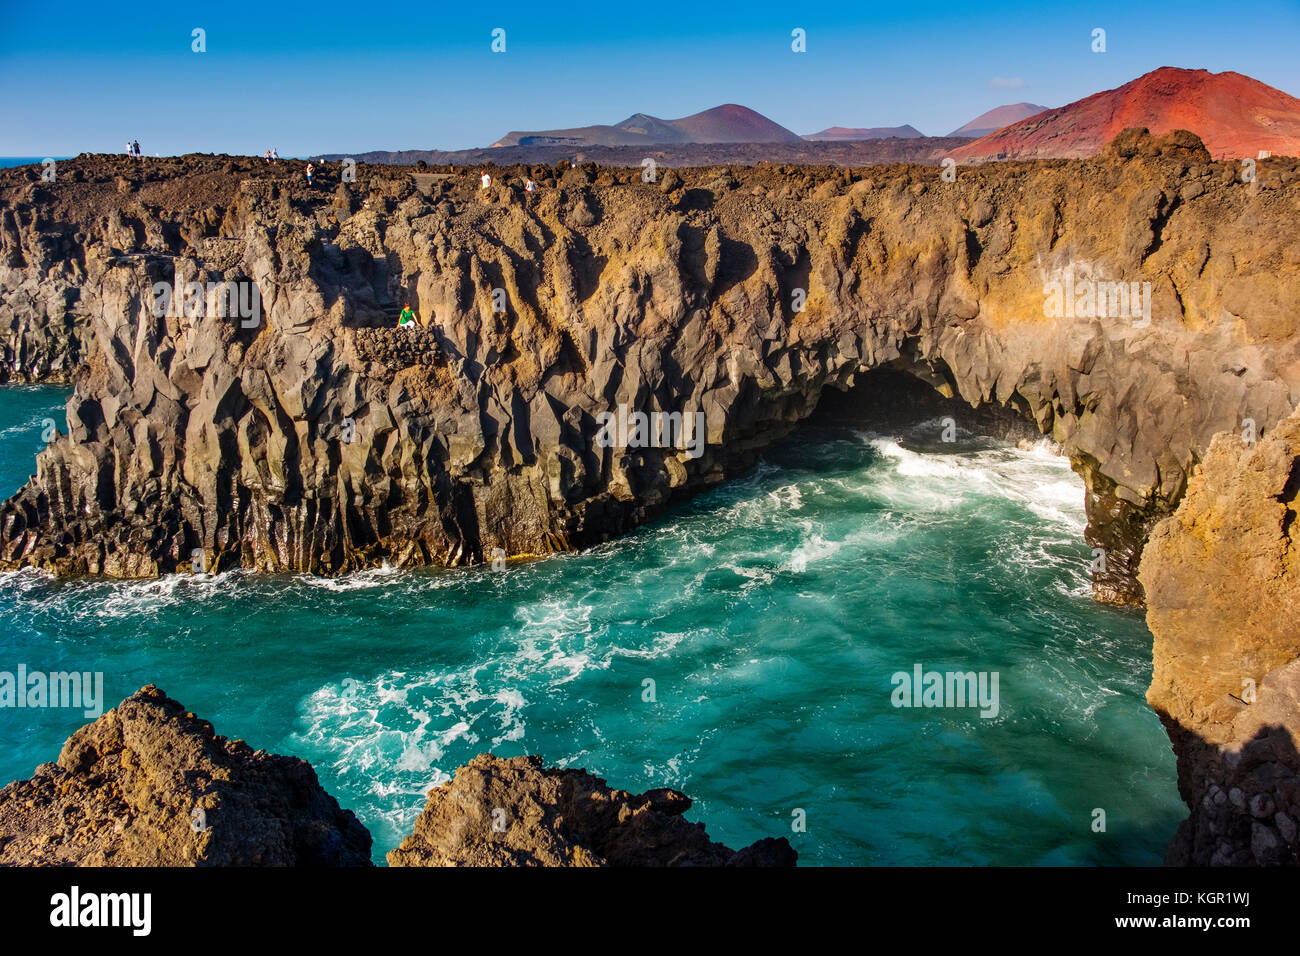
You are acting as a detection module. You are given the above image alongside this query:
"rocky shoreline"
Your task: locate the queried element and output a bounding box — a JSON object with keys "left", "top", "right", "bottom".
{"left": 1, "top": 134, "right": 1297, "bottom": 865}
{"left": 0, "top": 686, "right": 796, "bottom": 867}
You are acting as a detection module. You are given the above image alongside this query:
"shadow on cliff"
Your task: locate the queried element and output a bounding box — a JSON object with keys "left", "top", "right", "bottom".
{"left": 805, "top": 364, "right": 1039, "bottom": 442}
{"left": 1157, "top": 718, "right": 1300, "bottom": 866}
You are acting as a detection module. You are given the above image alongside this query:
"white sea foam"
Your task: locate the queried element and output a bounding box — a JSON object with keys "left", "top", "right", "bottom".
{"left": 786, "top": 532, "right": 842, "bottom": 573}
{"left": 856, "top": 430, "right": 1086, "bottom": 534}
{"left": 92, "top": 568, "right": 244, "bottom": 620}
{"left": 294, "top": 562, "right": 404, "bottom": 592}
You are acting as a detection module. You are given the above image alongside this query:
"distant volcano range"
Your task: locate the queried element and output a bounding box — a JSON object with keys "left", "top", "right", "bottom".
{"left": 951, "top": 67, "right": 1300, "bottom": 161}
{"left": 490, "top": 104, "right": 805, "bottom": 147}
{"left": 331, "top": 67, "right": 1300, "bottom": 166}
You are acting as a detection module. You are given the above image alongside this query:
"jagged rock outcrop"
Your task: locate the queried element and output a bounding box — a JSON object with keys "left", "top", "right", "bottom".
{"left": 388, "top": 754, "right": 797, "bottom": 867}
{"left": 0, "top": 685, "right": 373, "bottom": 866}
{"left": 1, "top": 274, "right": 91, "bottom": 383}
{"left": 0, "top": 134, "right": 1297, "bottom": 603}
{"left": 0, "top": 690, "right": 792, "bottom": 867}
{"left": 1141, "top": 406, "right": 1300, "bottom": 865}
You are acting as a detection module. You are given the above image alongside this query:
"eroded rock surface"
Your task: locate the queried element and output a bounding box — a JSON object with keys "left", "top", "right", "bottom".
{"left": 1, "top": 135, "right": 1296, "bottom": 604}
{"left": 388, "top": 753, "right": 797, "bottom": 867}
{"left": 0, "top": 685, "right": 373, "bottom": 866}
{"left": 1141, "top": 405, "right": 1300, "bottom": 865}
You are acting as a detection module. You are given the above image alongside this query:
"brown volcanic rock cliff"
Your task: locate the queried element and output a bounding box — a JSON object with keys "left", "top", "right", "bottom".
{"left": 0, "top": 685, "right": 373, "bottom": 866}
{"left": 0, "top": 132, "right": 1297, "bottom": 607}
{"left": 954, "top": 67, "right": 1300, "bottom": 162}
{"left": 388, "top": 753, "right": 796, "bottom": 867}
{"left": 1141, "top": 406, "right": 1300, "bottom": 865}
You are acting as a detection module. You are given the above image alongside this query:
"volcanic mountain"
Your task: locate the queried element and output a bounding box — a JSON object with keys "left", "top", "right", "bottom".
{"left": 948, "top": 102, "right": 1050, "bottom": 137}
{"left": 803, "top": 125, "right": 924, "bottom": 141}
{"left": 491, "top": 104, "right": 802, "bottom": 148}
{"left": 953, "top": 67, "right": 1300, "bottom": 161}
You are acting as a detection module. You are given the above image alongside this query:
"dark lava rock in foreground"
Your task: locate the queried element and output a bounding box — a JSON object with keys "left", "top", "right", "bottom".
{"left": 388, "top": 753, "right": 797, "bottom": 867}
{"left": 0, "top": 686, "right": 792, "bottom": 867}
{"left": 0, "top": 685, "right": 373, "bottom": 866}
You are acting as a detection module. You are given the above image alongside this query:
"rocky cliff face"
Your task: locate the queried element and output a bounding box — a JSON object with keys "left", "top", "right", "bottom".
{"left": 1, "top": 133, "right": 1296, "bottom": 604}
{"left": 388, "top": 753, "right": 797, "bottom": 866}
{"left": 1140, "top": 406, "right": 1300, "bottom": 865}
{"left": 1, "top": 275, "right": 91, "bottom": 383}
{"left": 0, "top": 685, "right": 373, "bottom": 865}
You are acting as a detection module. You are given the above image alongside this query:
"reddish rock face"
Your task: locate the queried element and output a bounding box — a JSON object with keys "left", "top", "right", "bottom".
{"left": 953, "top": 67, "right": 1300, "bottom": 162}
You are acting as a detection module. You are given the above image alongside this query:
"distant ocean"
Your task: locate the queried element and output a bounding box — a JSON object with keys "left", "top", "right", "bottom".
{"left": 0, "top": 156, "right": 311, "bottom": 167}
{"left": 0, "top": 385, "right": 1183, "bottom": 865}
{"left": 0, "top": 157, "right": 69, "bottom": 169}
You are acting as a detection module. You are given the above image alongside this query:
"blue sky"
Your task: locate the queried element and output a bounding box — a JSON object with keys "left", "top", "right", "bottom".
{"left": 1, "top": 0, "right": 1297, "bottom": 155}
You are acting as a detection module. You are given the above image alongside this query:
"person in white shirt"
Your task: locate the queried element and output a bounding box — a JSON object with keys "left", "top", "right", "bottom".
{"left": 480, "top": 172, "right": 491, "bottom": 190}
{"left": 525, "top": 178, "right": 536, "bottom": 193}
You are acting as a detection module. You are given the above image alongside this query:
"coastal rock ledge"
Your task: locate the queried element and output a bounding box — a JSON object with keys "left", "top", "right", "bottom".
{"left": 388, "top": 753, "right": 797, "bottom": 867}
{"left": 0, "top": 685, "right": 373, "bottom": 866}
{"left": 0, "top": 687, "right": 795, "bottom": 867}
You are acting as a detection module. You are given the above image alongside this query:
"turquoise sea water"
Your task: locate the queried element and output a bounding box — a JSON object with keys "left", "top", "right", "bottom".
{"left": 0, "top": 385, "right": 1183, "bottom": 865}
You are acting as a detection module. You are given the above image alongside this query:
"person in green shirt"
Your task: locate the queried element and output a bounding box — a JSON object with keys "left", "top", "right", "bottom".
{"left": 397, "top": 303, "right": 418, "bottom": 328}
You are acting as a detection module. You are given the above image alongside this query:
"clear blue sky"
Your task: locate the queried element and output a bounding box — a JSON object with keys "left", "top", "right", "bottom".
{"left": 2, "top": 0, "right": 1297, "bottom": 155}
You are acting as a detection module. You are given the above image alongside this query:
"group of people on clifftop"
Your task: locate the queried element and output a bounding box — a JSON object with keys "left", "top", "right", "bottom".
{"left": 123, "top": 140, "right": 141, "bottom": 158}
{"left": 480, "top": 170, "right": 539, "bottom": 194}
